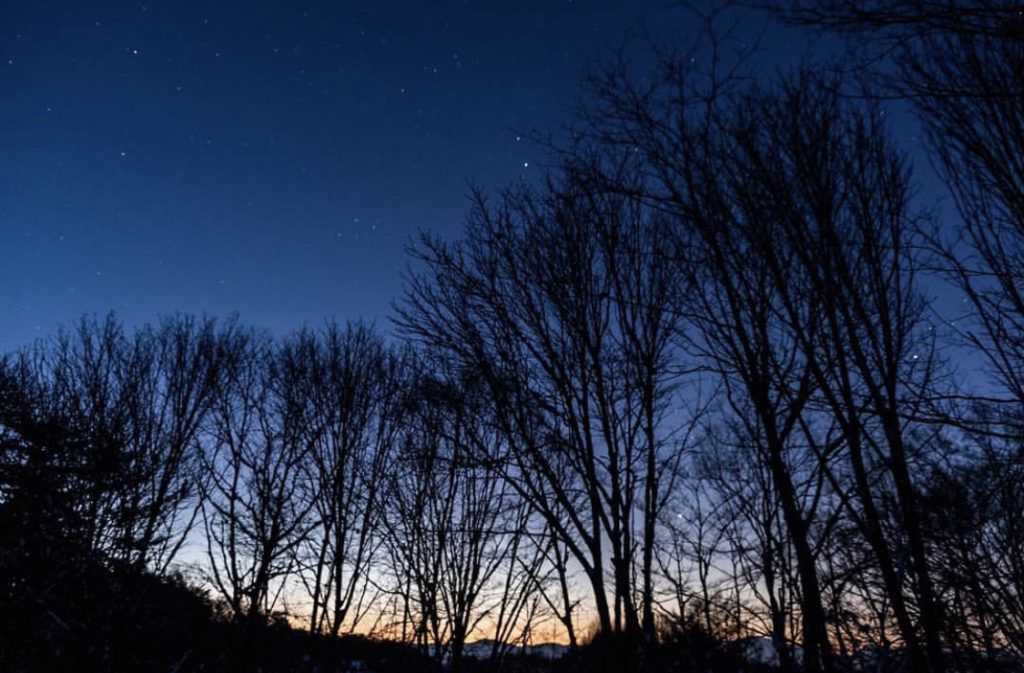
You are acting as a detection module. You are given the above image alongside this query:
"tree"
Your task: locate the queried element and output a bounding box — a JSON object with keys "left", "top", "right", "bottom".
{"left": 575, "top": 41, "right": 853, "bottom": 668}
{"left": 919, "top": 432, "right": 1024, "bottom": 665}
{"left": 397, "top": 168, "right": 692, "bottom": 658}
{"left": 381, "top": 361, "right": 525, "bottom": 672}
{"left": 285, "top": 323, "right": 403, "bottom": 637}
{"left": 725, "top": 73, "right": 945, "bottom": 672}
{"left": 1, "top": 314, "right": 234, "bottom": 573}
{"left": 0, "top": 348, "right": 95, "bottom": 653}
{"left": 773, "top": 0, "right": 1024, "bottom": 432}
{"left": 0, "top": 314, "right": 238, "bottom": 668}
{"left": 766, "top": 2, "right": 1022, "bottom": 667}
{"left": 116, "top": 315, "right": 236, "bottom": 574}
{"left": 200, "top": 328, "right": 315, "bottom": 627}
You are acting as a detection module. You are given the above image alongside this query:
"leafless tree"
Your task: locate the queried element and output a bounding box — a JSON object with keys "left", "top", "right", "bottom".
{"left": 573, "top": 1, "right": 969, "bottom": 656}
{"left": 381, "top": 362, "right": 525, "bottom": 672}
{"left": 729, "top": 73, "right": 946, "bottom": 672}
{"left": 37, "top": 316, "right": 138, "bottom": 564}
{"left": 116, "top": 315, "right": 236, "bottom": 574}
{"left": 397, "top": 167, "right": 693, "bottom": 654}
{"left": 753, "top": 4, "right": 1023, "bottom": 667}
{"left": 522, "top": 512, "right": 584, "bottom": 650}
{"left": 200, "top": 328, "right": 316, "bottom": 626}
{"left": 284, "top": 323, "right": 403, "bottom": 636}
{"left": 0, "top": 314, "right": 233, "bottom": 574}
{"left": 919, "top": 432, "right": 1024, "bottom": 664}
{"left": 772, "top": 0, "right": 1024, "bottom": 431}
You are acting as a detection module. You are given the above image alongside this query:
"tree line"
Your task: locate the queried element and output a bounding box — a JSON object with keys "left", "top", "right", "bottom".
{"left": 1, "top": 2, "right": 1021, "bottom": 672}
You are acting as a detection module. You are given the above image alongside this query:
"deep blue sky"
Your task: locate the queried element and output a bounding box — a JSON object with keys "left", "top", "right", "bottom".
{"left": 4, "top": 2, "right": 945, "bottom": 357}
{"left": 3, "top": 1, "right": 720, "bottom": 352}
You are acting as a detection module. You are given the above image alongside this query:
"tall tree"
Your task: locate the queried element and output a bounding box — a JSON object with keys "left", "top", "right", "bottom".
{"left": 1, "top": 314, "right": 234, "bottom": 573}
{"left": 575, "top": 42, "right": 844, "bottom": 669}
{"left": 200, "top": 328, "right": 315, "bottom": 626}
{"left": 381, "top": 362, "right": 523, "bottom": 672}
{"left": 398, "top": 169, "right": 691, "bottom": 655}
{"left": 118, "top": 315, "right": 236, "bottom": 573}
{"left": 768, "top": 2, "right": 1023, "bottom": 667}
{"left": 286, "top": 323, "right": 403, "bottom": 636}
{"left": 730, "top": 73, "right": 943, "bottom": 673}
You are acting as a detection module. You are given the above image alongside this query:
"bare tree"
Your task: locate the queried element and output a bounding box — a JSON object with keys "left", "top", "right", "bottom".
{"left": 522, "top": 510, "right": 584, "bottom": 650}
{"left": 0, "top": 314, "right": 233, "bottom": 574}
{"left": 285, "top": 323, "right": 402, "bottom": 636}
{"left": 38, "top": 316, "right": 138, "bottom": 564}
{"left": 200, "top": 329, "right": 315, "bottom": 626}
{"left": 477, "top": 496, "right": 548, "bottom": 665}
{"left": 381, "top": 362, "right": 524, "bottom": 672}
{"left": 920, "top": 432, "right": 1024, "bottom": 664}
{"left": 117, "top": 315, "right": 235, "bottom": 574}
{"left": 0, "top": 345, "right": 98, "bottom": 641}
{"left": 755, "top": 5, "right": 1022, "bottom": 667}
{"left": 729, "top": 73, "right": 946, "bottom": 672}
{"left": 772, "top": 0, "right": 1024, "bottom": 429}
{"left": 571, "top": 2, "right": 967, "bottom": 656}
{"left": 397, "top": 169, "right": 692, "bottom": 656}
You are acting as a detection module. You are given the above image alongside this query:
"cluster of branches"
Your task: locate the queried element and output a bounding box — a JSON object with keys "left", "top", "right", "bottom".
{"left": 1, "top": 3, "right": 1021, "bottom": 673}
{"left": 0, "top": 317, "right": 553, "bottom": 672}
{"left": 395, "top": 1, "right": 1022, "bottom": 670}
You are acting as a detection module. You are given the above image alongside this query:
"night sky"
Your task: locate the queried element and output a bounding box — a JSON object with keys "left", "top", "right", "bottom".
{"left": 1, "top": 0, "right": 713, "bottom": 353}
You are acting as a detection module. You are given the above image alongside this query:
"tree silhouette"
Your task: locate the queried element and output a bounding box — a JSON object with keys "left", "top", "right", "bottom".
{"left": 284, "top": 323, "right": 403, "bottom": 637}
{"left": 397, "top": 170, "right": 695, "bottom": 663}
{"left": 200, "top": 328, "right": 316, "bottom": 628}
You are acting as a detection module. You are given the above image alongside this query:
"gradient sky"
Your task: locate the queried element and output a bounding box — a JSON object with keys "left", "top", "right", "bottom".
{"left": 2, "top": 0, "right": 712, "bottom": 353}
{"left": 3, "top": 1, "right": 947, "bottom": 359}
